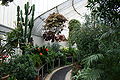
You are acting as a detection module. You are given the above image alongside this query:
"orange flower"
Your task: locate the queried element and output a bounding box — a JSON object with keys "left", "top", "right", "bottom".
{"left": 39, "top": 53, "right": 43, "bottom": 55}
{"left": 46, "top": 49, "right": 49, "bottom": 51}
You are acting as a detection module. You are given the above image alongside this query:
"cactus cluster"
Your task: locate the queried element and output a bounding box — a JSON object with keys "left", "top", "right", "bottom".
{"left": 17, "top": 2, "right": 35, "bottom": 43}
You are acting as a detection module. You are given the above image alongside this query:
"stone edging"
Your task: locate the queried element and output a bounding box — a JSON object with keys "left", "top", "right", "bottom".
{"left": 65, "top": 69, "right": 72, "bottom": 80}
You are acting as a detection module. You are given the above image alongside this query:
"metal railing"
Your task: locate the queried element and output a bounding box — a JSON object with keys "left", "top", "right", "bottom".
{"left": 36, "top": 56, "right": 74, "bottom": 80}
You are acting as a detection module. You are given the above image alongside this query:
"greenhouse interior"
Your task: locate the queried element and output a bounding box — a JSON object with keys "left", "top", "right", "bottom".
{"left": 0, "top": 0, "right": 120, "bottom": 80}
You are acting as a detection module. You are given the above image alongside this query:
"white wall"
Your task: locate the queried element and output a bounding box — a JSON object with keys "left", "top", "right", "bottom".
{"left": 32, "top": 34, "right": 68, "bottom": 47}
{"left": 32, "top": 35, "right": 44, "bottom": 46}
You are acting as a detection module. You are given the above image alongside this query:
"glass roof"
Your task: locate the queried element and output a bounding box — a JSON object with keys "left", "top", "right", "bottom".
{"left": 0, "top": 0, "right": 67, "bottom": 28}
{"left": 32, "top": 0, "right": 89, "bottom": 36}
{"left": 0, "top": 24, "right": 13, "bottom": 35}
{"left": 0, "top": 0, "right": 89, "bottom": 36}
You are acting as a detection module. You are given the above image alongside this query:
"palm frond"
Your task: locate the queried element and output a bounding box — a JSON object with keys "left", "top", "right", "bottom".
{"left": 73, "top": 68, "right": 104, "bottom": 80}
{"left": 82, "top": 54, "right": 104, "bottom": 67}
{"left": 100, "top": 29, "right": 115, "bottom": 40}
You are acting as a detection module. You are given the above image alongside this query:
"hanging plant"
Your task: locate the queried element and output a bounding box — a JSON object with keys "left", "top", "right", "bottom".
{"left": 43, "top": 31, "right": 55, "bottom": 42}
{"left": 55, "top": 35, "right": 67, "bottom": 42}
{"left": 43, "top": 13, "right": 67, "bottom": 42}
{"left": 44, "top": 13, "right": 67, "bottom": 29}
{"left": 0, "top": 0, "right": 13, "bottom": 6}
{"left": 43, "top": 32, "right": 67, "bottom": 42}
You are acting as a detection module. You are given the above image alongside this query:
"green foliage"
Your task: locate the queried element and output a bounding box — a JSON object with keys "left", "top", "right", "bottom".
{"left": 0, "top": 54, "right": 37, "bottom": 80}
{"left": 29, "top": 54, "right": 42, "bottom": 68}
{"left": 68, "top": 19, "right": 81, "bottom": 45}
{"left": 68, "top": 19, "right": 81, "bottom": 32}
{"left": 6, "top": 2, "right": 35, "bottom": 53}
{"left": 50, "top": 43, "right": 60, "bottom": 52}
{"left": 69, "top": 16, "right": 103, "bottom": 60}
{"left": 47, "top": 50, "right": 66, "bottom": 61}
{"left": 60, "top": 47, "right": 78, "bottom": 58}
{"left": 7, "top": 27, "right": 23, "bottom": 47}
{"left": 70, "top": 15, "right": 120, "bottom": 80}
{"left": 76, "top": 50, "right": 120, "bottom": 80}
{"left": 82, "top": 54, "right": 104, "bottom": 68}
{"left": 8, "top": 76, "right": 17, "bottom": 80}
{"left": 73, "top": 68, "right": 103, "bottom": 80}
{"left": 0, "top": 63, "right": 10, "bottom": 78}
{"left": 46, "top": 43, "right": 66, "bottom": 60}
{"left": 9, "top": 54, "right": 37, "bottom": 80}
{"left": 0, "top": 43, "right": 14, "bottom": 56}
{"left": 24, "top": 45, "right": 49, "bottom": 64}
{"left": 87, "top": 0, "right": 120, "bottom": 27}
{"left": 0, "top": 42, "right": 14, "bottom": 63}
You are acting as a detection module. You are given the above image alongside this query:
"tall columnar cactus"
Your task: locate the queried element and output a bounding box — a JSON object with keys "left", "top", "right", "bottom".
{"left": 17, "top": 6, "right": 20, "bottom": 26}
{"left": 17, "top": 2, "right": 35, "bottom": 43}
{"left": 28, "top": 4, "right": 35, "bottom": 41}
{"left": 24, "top": 2, "right": 29, "bottom": 41}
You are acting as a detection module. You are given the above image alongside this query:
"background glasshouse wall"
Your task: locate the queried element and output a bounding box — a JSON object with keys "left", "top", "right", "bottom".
{"left": 0, "top": 0, "right": 67, "bottom": 28}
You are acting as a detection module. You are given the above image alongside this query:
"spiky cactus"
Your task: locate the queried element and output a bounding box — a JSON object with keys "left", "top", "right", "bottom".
{"left": 17, "top": 2, "right": 35, "bottom": 43}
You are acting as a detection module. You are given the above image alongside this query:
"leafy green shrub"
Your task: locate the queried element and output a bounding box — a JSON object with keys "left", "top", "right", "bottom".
{"left": 74, "top": 50, "right": 120, "bottom": 80}
{"left": 87, "top": 0, "right": 120, "bottom": 27}
{"left": 70, "top": 14, "right": 120, "bottom": 80}
{"left": 11, "top": 54, "right": 37, "bottom": 80}
{"left": 69, "top": 18, "right": 101, "bottom": 60}
{"left": 0, "top": 63, "right": 10, "bottom": 78}
{"left": 50, "top": 43, "right": 60, "bottom": 52}
{"left": 1, "top": 54, "right": 37, "bottom": 80}
{"left": 29, "top": 54, "right": 42, "bottom": 68}
{"left": 8, "top": 76, "right": 17, "bottom": 80}
{"left": 68, "top": 19, "right": 81, "bottom": 45}
{"left": 7, "top": 27, "right": 23, "bottom": 48}
{"left": 71, "top": 16, "right": 120, "bottom": 80}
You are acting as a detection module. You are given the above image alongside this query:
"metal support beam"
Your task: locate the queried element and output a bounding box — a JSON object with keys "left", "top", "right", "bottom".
{"left": 72, "top": 0, "right": 81, "bottom": 16}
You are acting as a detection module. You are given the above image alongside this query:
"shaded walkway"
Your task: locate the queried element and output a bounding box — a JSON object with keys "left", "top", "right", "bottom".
{"left": 51, "top": 66, "right": 72, "bottom": 80}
